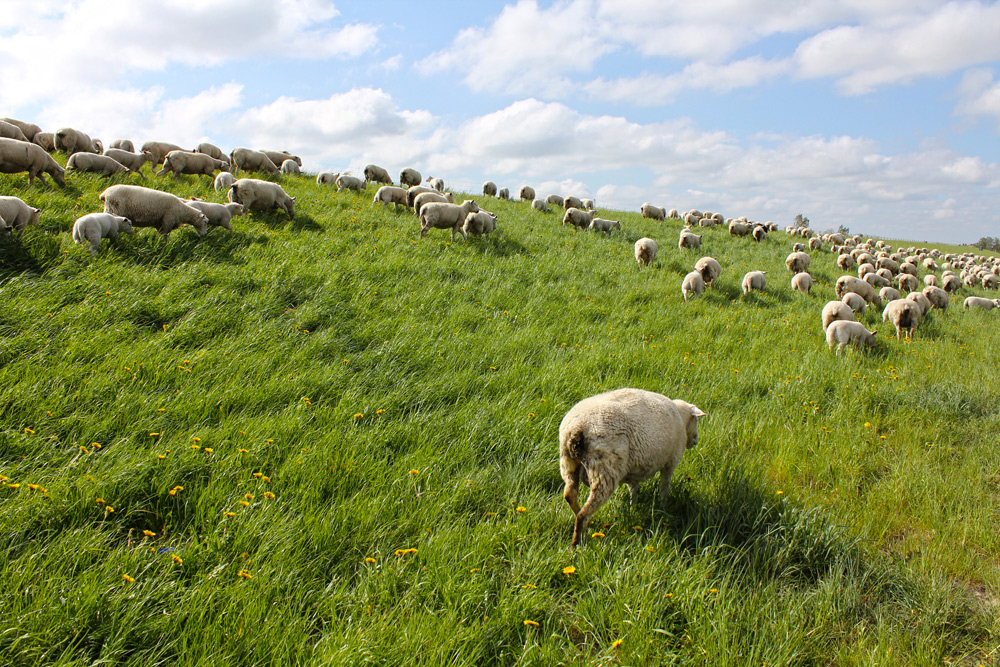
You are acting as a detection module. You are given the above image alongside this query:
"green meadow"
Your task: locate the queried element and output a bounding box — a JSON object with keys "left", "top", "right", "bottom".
{"left": 1, "top": 161, "right": 998, "bottom": 666}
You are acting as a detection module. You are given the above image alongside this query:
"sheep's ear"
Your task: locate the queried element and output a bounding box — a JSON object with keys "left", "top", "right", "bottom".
{"left": 690, "top": 405, "right": 707, "bottom": 418}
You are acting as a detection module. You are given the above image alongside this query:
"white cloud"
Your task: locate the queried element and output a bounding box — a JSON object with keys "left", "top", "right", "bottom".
{"left": 955, "top": 68, "right": 1000, "bottom": 128}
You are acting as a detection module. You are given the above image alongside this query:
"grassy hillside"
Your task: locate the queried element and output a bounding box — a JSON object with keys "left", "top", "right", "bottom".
{"left": 1, "top": 162, "right": 999, "bottom": 666}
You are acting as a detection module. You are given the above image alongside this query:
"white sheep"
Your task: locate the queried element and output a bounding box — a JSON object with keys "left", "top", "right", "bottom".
{"left": 0, "top": 213, "right": 7, "bottom": 236}
{"left": 364, "top": 164, "right": 392, "bottom": 185}
{"left": 280, "top": 159, "right": 300, "bottom": 175}
{"left": 519, "top": 185, "right": 535, "bottom": 202}
{"left": 836, "top": 276, "right": 879, "bottom": 304}
{"left": 0, "top": 196, "right": 41, "bottom": 231}
{"left": 229, "top": 147, "right": 278, "bottom": 175}
{"left": 864, "top": 272, "right": 891, "bottom": 289}
{"left": 785, "top": 251, "right": 810, "bottom": 274}
{"left": 879, "top": 286, "right": 900, "bottom": 303}
{"left": 531, "top": 198, "right": 549, "bottom": 213}
{"left": 110, "top": 139, "right": 134, "bottom": 152}
{"left": 195, "top": 142, "right": 226, "bottom": 160}
{"left": 463, "top": 210, "right": 497, "bottom": 238}
{"left": 821, "top": 301, "right": 855, "bottom": 331}
{"left": 897, "top": 273, "right": 919, "bottom": 293}
{"left": 498, "top": 187, "right": 509, "bottom": 200}
{"left": 922, "top": 285, "right": 949, "bottom": 311}
{"left": 546, "top": 194, "right": 564, "bottom": 207}
{"left": 483, "top": 181, "right": 497, "bottom": 197}
{"left": 667, "top": 208, "right": 679, "bottom": 219}
{"left": 640, "top": 203, "right": 665, "bottom": 220}
{"left": 1, "top": 117, "right": 41, "bottom": 141}
{"left": 906, "top": 291, "right": 932, "bottom": 315}
{"left": 413, "top": 191, "right": 454, "bottom": 216}
{"left": 882, "top": 299, "right": 920, "bottom": 340}
{"left": 941, "top": 274, "right": 962, "bottom": 293}
{"left": 373, "top": 186, "right": 410, "bottom": 212}
{"left": 964, "top": 296, "right": 1000, "bottom": 310}
{"left": 158, "top": 150, "right": 228, "bottom": 179}
{"left": 260, "top": 150, "right": 301, "bottom": 169}
{"left": 562, "top": 207, "right": 595, "bottom": 229}
{"left": 752, "top": 226, "right": 767, "bottom": 243}
{"left": 682, "top": 271, "right": 704, "bottom": 301}
{"left": 71, "top": 212, "right": 134, "bottom": 256}
{"left": 0, "top": 138, "right": 66, "bottom": 186}
{"left": 791, "top": 272, "right": 813, "bottom": 294}
{"left": 400, "top": 168, "right": 422, "bottom": 187}
{"left": 826, "top": 320, "right": 877, "bottom": 354}
{"left": 100, "top": 184, "right": 208, "bottom": 237}
{"left": 406, "top": 185, "right": 436, "bottom": 208}
{"left": 583, "top": 198, "right": 595, "bottom": 210}
{"left": 427, "top": 177, "right": 445, "bottom": 192}
{"left": 729, "top": 221, "right": 752, "bottom": 237}
{"left": 742, "top": 271, "right": 767, "bottom": 295}
{"left": 53, "top": 127, "right": 99, "bottom": 154}
{"left": 841, "top": 292, "right": 867, "bottom": 314}
{"left": 559, "top": 388, "right": 705, "bottom": 547}
{"left": 103, "top": 148, "right": 153, "bottom": 173}
{"left": 589, "top": 217, "right": 620, "bottom": 233}
{"left": 694, "top": 257, "right": 721, "bottom": 289}
{"left": 635, "top": 238, "right": 658, "bottom": 266}
{"left": 983, "top": 274, "right": 999, "bottom": 290}
{"left": 141, "top": 141, "right": 185, "bottom": 167}
{"left": 228, "top": 178, "right": 295, "bottom": 218}
{"left": 419, "top": 199, "right": 479, "bottom": 241}
{"left": 317, "top": 171, "right": 339, "bottom": 186}
{"left": 183, "top": 199, "right": 244, "bottom": 231}
{"left": 678, "top": 229, "right": 701, "bottom": 249}
{"left": 66, "top": 152, "right": 130, "bottom": 176}
{"left": 564, "top": 196, "right": 584, "bottom": 210}
{"left": 215, "top": 171, "right": 236, "bottom": 192}
{"left": 0, "top": 120, "right": 29, "bottom": 142}
{"left": 336, "top": 174, "right": 366, "bottom": 193}
{"left": 33, "top": 132, "right": 55, "bottom": 152}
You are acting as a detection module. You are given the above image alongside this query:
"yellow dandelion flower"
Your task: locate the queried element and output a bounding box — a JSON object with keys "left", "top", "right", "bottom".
{"left": 522, "top": 584, "right": 537, "bottom": 589}
{"left": 376, "top": 409, "right": 385, "bottom": 415}
{"left": 79, "top": 446, "right": 89, "bottom": 454}
{"left": 408, "top": 469, "right": 419, "bottom": 475}
{"left": 24, "top": 428, "right": 34, "bottom": 434}
{"left": 157, "top": 455, "right": 166, "bottom": 460}
{"left": 365, "top": 557, "right": 376, "bottom": 564}
{"left": 149, "top": 432, "right": 160, "bottom": 436}
{"left": 204, "top": 448, "right": 213, "bottom": 453}
{"left": 633, "top": 526, "right": 643, "bottom": 531}
{"left": 489, "top": 366, "right": 497, "bottom": 371}
{"left": 612, "top": 639, "right": 624, "bottom": 649}
{"left": 523, "top": 620, "right": 539, "bottom": 627}
{"left": 353, "top": 413, "right": 364, "bottom": 419}
{"left": 776, "top": 490, "right": 784, "bottom": 496}
{"left": 142, "top": 530, "right": 156, "bottom": 537}
{"left": 262, "top": 476, "right": 270, "bottom": 483}
{"left": 394, "top": 548, "right": 417, "bottom": 556}
{"left": 157, "top": 408, "right": 165, "bottom": 412}
{"left": 7, "top": 483, "right": 21, "bottom": 489}
{"left": 263, "top": 492, "right": 275, "bottom": 499}
{"left": 253, "top": 472, "right": 262, "bottom": 478}
{"left": 224, "top": 511, "right": 236, "bottom": 517}
{"left": 191, "top": 436, "right": 201, "bottom": 442}
{"left": 301, "top": 397, "right": 312, "bottom": 405}
{"left": 239, "top": 501, "right": 249, "bottom": 507}
{"left": 563, "top": 565, "right": 576, "bottom": 575}
{"left": 516, "top": 506, "right": 526, "bottom": 512}
{"left": 168, "top": 486, "right": 183, "bottom": 496}
{"left": 237, "top": 569, "right": 252, "bottom": 579}
{"left": 709, "top": 588, "right": 719, "bottom": 594}
{"left": 190, "top": 445, "right": 200, "bottom": 450}
{"left": 0, "top": 475, "right": 6, "bottom": 482}
{"left": 591, "top": 532, "right": 605, "bottom": 539}
{"left": 879, "top": 435, "right": 887, "bottom": 440}
{"left": 645, "top": 546, "right": 655, "bottom": 552}
{"left": 864, "top": 422, "right": 872, "bottom": 428}
{"left": 664, "top": 592, "right": 673, "bottom": 598}
{"left": 239, "top": 448, "right": 249, "bottom": 454}
{"left": 469, "top": 568, "right": 480, "bottom": 573}
{"left": 123, "top": 574, "right": 135, "bottom": 583}
{"left": 245, "top": 494, "right": 254, "bottom": 500}
{"left": 171, "top": 554, "right": 183, "bottom": 564}
{"left": 95, "top": 497, "right": 105, "bottom": 504}
{"left": 105, "top": 506, "right": 114, "bottom": 513}
{"left": 266, "top": 439, "right": 273, "bottom": 443}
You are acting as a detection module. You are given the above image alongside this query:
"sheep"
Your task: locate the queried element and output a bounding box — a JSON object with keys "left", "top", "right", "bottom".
{"left": 864, "top": 272, "right": 891, "bottom": 289}
{"left": 923, "top": 274, "right": 938, "bottom": 287}
{"left": 158, "top": 150, "right": 228, "bottom": 179}
{"left": 280, "top": 159, "right": 300, "bottom": 175}
{"left": 559, "top": 387, "right": 706, "bottom": 547}
{"left": 426, "top": 177, "right": 445, "bottom": 192}
{"left": 419, "top": 199, "right": 480, "bottom": 241}
{"left": 682, "top": 271, "right": 704, "bottom": 301}
{"left": 826, "top": 320, "right": 878, "bottom": 354}
{"left": 100, "top": 184, "right": 208, "bottom": 237}
{"left": 373, "top": 186, "right": 410, "bottom": 212}
{"left": 729, "top": 221, "right": 752, "bottom": 237}
{"left": 195, "top": 142, "right": 226, "bottom": 160}
{"left": 922, "top": 285, "right": 949, "bottom": 312}
{"left": 695, "top": 257, "right": 721, "bottom": 288}
{"left": 699, "top": 217, "right": 717, "bottom": 228}
{"left": 33, "top": 132, "right": 54, "bottom": 152}
{"left": 941, "top": 274, "right": 962, "bottom": 293}
{"left": 399, "top": 168, "right": 421, "bottom": 188}
{"left": 0, "top": 196, "right": 41, "bottom": 231}
{"left": 228, "top": 178, "right": 295, "bottom": 218}
{"left": 532, "top": 198, "right": 549, "bottom": 213}
{"left": 964, "top": 296, "right": 1000, "bottom": 310}
{"left": 785, "top": 251, "right": 810, "bottom": 274}
{"left": 684, "top": 213, "right": 700, "bottom": 225}
{"left": 583, "top": 199, "right": 595, "bottom": 210}
{"left": 841, "top": 292, "right": 867, "bottom": 314}
{"left": 589, "top": 217, "right": 620, "bottom": 233}
{"left": 821, "top": 301, "right": 855, "bottom": 331}
{"left": 0, "top": 120, "right": 29, "bottom": 142}
{"left": 0, "top": 213, "right": 7, "bottom": 236}
{"left": 882, "top": 299, "right": 920, "bottom": 340}
{"left": 563, "top": 207, "right": 595, "bottom": 229}
{"left": 1, "top": 118, "right": 41, "bottom": 141}
{"left": 182, "top": 199, "right": 244, "bottom": 231}
{"left": 808, "top": 237, "right": 822, "bottom": 251}
{"left": 666, "top": 208, "right": 679, "bottom": 219}
{"left": 752, "top": 226, "right": 767, "bottom": 243}
{"left": 483, "top": 181, "right": 497, "bottom": 197}
{"left": 837, "top": 254, "right": 856, "bottom": 271}
{"left": 640, "top": 202, "right": 665, "bottom": 220}
{"left": 71, "top": 212, "right": 133, "bottom": 256}
{"left": 742, "top": 271, "right": 767, "bottom": 295}
{"left": 792, "top": 242, "right": 806, "bottom": 253}
{"left": 92, "top": 139, "right": 104, "bottom": 154}
{"left": 463, "top": 210, "right": 497, "bottom": 238}
{"left": 140, "top": 141, "right": 185, "bottom": 167}
{"left": 336, "top": 174, "right": 366, "bottom": 193}
{"left": 906, "top": 291, "right": 932, "bottom": 315}
{"left": 519, "top": 185, "right": 535, "bottom": 202}
{"left": 836, "top": 276, "right": 879, "bottom": 304}
{"left": 413, "top": 191, "right": 455, "bottom": 216}
{"left": 678, "top": 229, "right": 701, "bottom": 249}
{"left": 498, "top": 187, "right": 509, "bottom": 200}
{"left": 983, "top": 274, "right": 999, "bottom": 290}
{"left": 229, "top": 147, "right": 278, "bottom": 175}
{"left": 215, "top": 171, "right": 236, "bottom": 192}
{"left": 261, "top": 150, "right": 301, "bottom": 170}
{"left": 66, "top": 152, "right": 130, "bottom": 176}
{"left": 635, "top": 238, "right": 658, "bottom": 266}
{"left": 54, "top": 127, "right": 100, "bottom": 155}
{"left": 564, "top": 196, "right": 584, "bottom": 210}
{"left": 879, "top": 286, "right": 900, "bottom": 303}
{"left": 364, "top": 164, "right": 392, "bottom": 185}
{"left": 791, "top": 272, "right": 813, "bottom": 294}
{"left": 546, "top": 194, "right": 564, "bottom": 207}
{"left": 0, "top": 138, "right": 66, "bottom": 186}
{"left": 103, "top": 148, "right": 153, "bottom": 173}
{"left": 894, "top": 274, "right": 917, "bottom": 294}
{"left": 317, "top": 170, "right": 339, "bottom": 186}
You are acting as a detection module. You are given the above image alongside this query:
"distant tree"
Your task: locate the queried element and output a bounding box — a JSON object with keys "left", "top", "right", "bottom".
{"left": 837, "top": 224, "right": 850, "bottom": 235}
{"left": 793, "top": 214, "right": 810, "bottom": 229}
{"left": 977, "top": 236, "right": 1000, "bottom": 251}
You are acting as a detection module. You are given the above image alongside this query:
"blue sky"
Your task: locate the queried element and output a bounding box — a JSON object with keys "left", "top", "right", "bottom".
{"left": 2, "top": 0, "right": 999, "bottom": 243}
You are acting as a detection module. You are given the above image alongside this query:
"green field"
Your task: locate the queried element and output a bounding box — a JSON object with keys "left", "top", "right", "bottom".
{"left": 1, "top": 162, "right": 999, "bottom": 666}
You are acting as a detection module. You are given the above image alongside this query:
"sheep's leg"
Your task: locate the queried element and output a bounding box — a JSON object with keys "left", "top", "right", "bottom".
{"left": 85, "top": 226, "right": 102, "bottom": 257}
{"left": 658, "top": 461, "right": 678, "bottom": 501}
{"left": 627, "top": 482, "right": 640, "bottom": 505}
{"left": 562, "top": 464, "right": 581, "bottom": 515}
{"left": 571, "top": 477, "right": 614, "bottom": 548}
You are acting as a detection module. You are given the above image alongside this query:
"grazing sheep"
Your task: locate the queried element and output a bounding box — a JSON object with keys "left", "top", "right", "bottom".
{"left": 53, "top": 127, "right": 99, "bottom": 154}
{"left": 103, "top": 148, "right": 153, "bottom": 173}
{"left": 563, "top": 207, "right": 595, "bottom": 229}
{"left": 373, "top": 186, "right": 410, "bottom": 212}
{"left": 364, "top": 164, "right": 392, "bottom": 185}
{"left": 691, "top": 257, "right": 719, "bottom": 289}
{"left": 72, "top": 212, "right": 133, "bottom": 256}
{"left": 589, "top": 217, "right": 620, "bottom": 233}
{"left": 406, "top": 185, "right": 436, "bottom": 207}
{"left": 826, "top": 320, "right": 878, "bottom": 354}
{"left": 0, "top": 213, "right": 7, "bottom": 236}
{"left": 66, "top": 152, "right": 130, "bottom": 176}
{"left": 882, "top": 299, "right": 920, "bottom": 340}
{"left": 785, "top": 251, "right": 810, "bottom": 274}
{"left": 836, "top": 276, "right": 879, "bottom": 304}
{"left": 0, "top": 196, "right": 41, "bottom": 231}
{"left": 0, "top": 137, "right": 66, "bottom": 186}
{"left": 215, "top": 171, "right": 236, "bottom": 192}
{"left": 158, "top": 150, "right": 228, "bottom": 179}
{"left": 821, "top": 301, "right": 855, "bottom": 331}
{"left": 564, "top": 196, "right": 584, "bottom": 210}
{"left": 427, "top": 177, "right": 445, "bottom": 192}
{"left": 880, "top": 286, "right": 901, "bottom": 303}
{"left": 729, "top": 221, "right": 752, "bottom": 237}
{"left": 498, "top": 187, "right": 509, "bottom": 200}
{"left": 640, "top": 203, "right": 665, "bottom": 220}
{"left": 33, "top": 132, "right": 55, "bottom": 152}
{"left": 906, "top": 291, "right": 932, "bottom": 315}
{"left": 842, "top": 292, "right": 867, "bottom": 314}
{"left": 483, "top": 181, "right": 498, "bottom": 197}
{"left": 195, "top": 142, "right": 226, "bottom": 160}
{"left": 752, "top": 226, "right": 767, "bottom": 243}
{"left": 228, "top": 178, "right": 295, "bottom": 218}
{"left": 419, "top": 199, "right": 480, "bottom": 241}
{"left": 791, "top": 272, "right": 813, "bottom": 294}
{"left": 864, "top": 272, "right": 891, "bottom": 289}
{"left": 280, "top": 159, "right": 300, "bottom": 175}
{"left": 837, "top": 254, "right": 856, "bottom": 271}
{"left": 229, "top": 147, "right": 278, "bottom": 175}
{"left": 682, "top": 271, "right": 704, "bottom": 301}
{"left": 742, "top": 271, "right": 767, "bottom": 295}
{"left": 546, "top": 194, "right": 564, "bottom": 207}
{"left": 399, "top": 168, "right": 421, "bottom": 187}
{"left": 896, "top": 273, "right": 918, "bottom": 293}
{"left": 923, "top": 274, "right": 938, "bottom": 287}
{"left": 141, "top": 141, "right": 185, "bottom": 167}
{"left": 1, "top": 117, "right": 41, "bottom": 141}
{"left": 0, "top": 120, "right": 29, "bottom": 142}
{"left": 678, "top": 229, "right": 702, "bottom": 249}
{"left": 183, "top": 199, "right": 244, "bottom": 231}
{"left": 100, "top": 184, "right": 208, "bottom": 237}
{"left": 941, "top": 274, "right": 962, "bottom": 293}
{"left": 336, "top": 174, "right": 366, "bottom": 193}
{"left": 635, "top": 238, "right": 658, "bottom": 266}
{"left": 413, "top": 191, "right": 455, "bottom": 216}
{"left": 559, "top": 388, "right": 706, "bottom": 547}
{"left": 583, "top": 199, "right": 595, "bottom": 210}
{"left": 463, "top": 210, "right": 497, "bottom": 238}
{"left": 532, "top": 198, "right": 549, "bottom": 213}
{"left": 964, "top": 296, "right": 1000, "bottom": 310}
{"left": 922, "top": 285, "right": 949, "bottom": 311}
{"left": 519, "top": 185, "right": 535, "bottom": 202}
{"left": 261, "top": 151, "right": 301, "bottom": 170}
{"left": 808, "top": 237, "right": 821, "bottom": 251}
{"left": 317, "top": 170, "right": 339, "bottom": 186}
{"left": 983, "top": 274, "right": 999, "bottom": 290}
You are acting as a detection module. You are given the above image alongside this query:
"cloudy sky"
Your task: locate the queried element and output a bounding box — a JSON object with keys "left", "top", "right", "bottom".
{"left": 3, "top": 0, "right": 1000, "bottom": 243}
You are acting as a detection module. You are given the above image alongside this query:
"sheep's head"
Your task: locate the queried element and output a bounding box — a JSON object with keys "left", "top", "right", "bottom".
{"left": 675, "top": 401, "right": 707, "bottom": 450}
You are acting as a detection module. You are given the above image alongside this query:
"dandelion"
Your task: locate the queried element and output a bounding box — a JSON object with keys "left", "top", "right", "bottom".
{"left": 394, "top": 548, "right": 417, "bottom": 556}
{"left": 96, "top": 498, "right": 106, "bottom": 504}
{"left": 190, "top": 445, "right": 201, "bottom": 450}
{"left": 612, "top": 639, "right": 624, "bottom": 649}
{"left": 633, "top": 526, "right": 643, "bottom": 531}
{"left": 365, "top": 557, "right": 376, "bottom": 564}
{"left": 879, "top": 435, "right": 887, "bottom": 440}
{"left": 470, "top": 568, "right": 480, "bottom": 573}
{"left": 237, "top": 570, "right": 252, "bottom": 579}
{"left": 864, "top": 422, "right": 872, "bottom": 428}
{"left": 522, "top": 584, "right": 537, "bottom": 589}
{"left": 376, "top": 409, "right": 385, "bottom": 415}
{"left": 409, "top": 469, "right": 419, "bottom": 475}
{"left": 191, "top": 437, "right": 201, "bottom": 442}
{"left": 266, "top": 439, "right": 273, "bottom": 443}
{"left": 253, "top": 472, "right": 262, "bottom": 478}
{"left": 239, "top": 501, "right": 249, "bottom": 507}
{"left": 105, "top": 506, "right": 114, "bottom": 513}
{"left": 79, "top": 446, "right": 89, "bottom": 454}
{"left": 353, "top": 413, "right": 364, "bottom": 419}
{"left": 157, "top": 455, "right": 166, "bottom": 460}
{"left": 263, "top": 492, "right": 275, "bottom": 499}
{"left": 563, "top": 565, "right": 577, "bottom": 575}
{"left": 709, "top": 588, "right": 719, "bottom": 594}
{"left": 776, "top": 490, "right": 784, "bottom": 496}
{"left": 171, "top": 554, "right": 183, "bottom": 564}
{"left": 239, "top": 449, "right": 249, "bottom": 454}
{"left": 645, "top": 546, "right": 655, "bottom": 552}
{"left": 6, "top": 483, "right": 21, "bottom": 489}
{"left": 204, "top": 448, "right": 213, "bottom": 453}
{"left": 301, "top": 397, "right": 312, "bottom": 405}
{"left": 528, "top": 413, "right": 535, "bottom": 418}
{"left": 591, "top": 532, "right": 605, "bottom": 539}
{"left": 24, "top": 428, "right": 34, "bottom": 434}
{"left": 27, "top": 484, "right": 47, "bottom": 493}
{"left": 92, "top": 443, "right": 102, "bottom": 449}
{"left": 168, "top": 486, "right": 183, "bottom": 496}
{"left": 262, "top": 476, "right": 270, "bottom": 483}
{"left": 489, "top": 366, "right": 497, "bottom": 371}
{"left": 142, "top": 530, "right": 156, "bottom": 537}
{"left": 523, "top": 620, "right": 539, "bottom": 627}
{"left": 245, "top": 494, "right": 254, "bottom": 500}
{"left": 123, "top": 574, "right": 135, "bottom": 583}
{"left": 516, "top": 506, "right": 527, "bottom": 513}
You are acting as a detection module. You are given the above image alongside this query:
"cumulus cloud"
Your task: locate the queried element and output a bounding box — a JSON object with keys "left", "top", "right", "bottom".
{"left": 955, "top": 68, "right": 1000, "bottom": 128}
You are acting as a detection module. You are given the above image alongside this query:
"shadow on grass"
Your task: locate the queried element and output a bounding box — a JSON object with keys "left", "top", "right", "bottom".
{"left": 118, "top": 228, "right": 259, "bottom": 268}
{"left": 466, "top": 232, "right": 529, "bottom": 257}
{"left": 0, "top": 230, "right": 62, "bottom": 278}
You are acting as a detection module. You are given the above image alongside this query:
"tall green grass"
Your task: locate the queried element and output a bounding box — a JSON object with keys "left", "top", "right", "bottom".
{"left": 1, "top": 160, "right": 998, "bottom": 665}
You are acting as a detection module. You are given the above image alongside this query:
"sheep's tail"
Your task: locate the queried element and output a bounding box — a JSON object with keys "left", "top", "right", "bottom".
{"left": 566, "top": 430, "right": 588, "bottom": 461}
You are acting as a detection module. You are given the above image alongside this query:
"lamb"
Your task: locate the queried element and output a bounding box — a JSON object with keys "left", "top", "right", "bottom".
{"left": 0, "top": 196, "right": 41, "bottom": 231}
{"left": 563, "top": 207, "right": 595, "bottom": 229}
{"left": 742, "top": 271, "right": 767, "bottom": 295}
{"left": 821, "top": 301, "right": 855, "bottom": 331}
{"left": 546, "top": 194, "right": 564, "bottom": 207}
{"left": 215, "top": 171, "right": 236, "bottom": 192}
{"left": 682, "top": 271, "right": 704, "bottom": 301}
{"left": 589, "top": 217, "right": 621, "bottom": 233}
{"left": 964, "top": 296, "right": 1000, "bottom": 310}
{"left": 195, "top": 142, "right": 226, "bottom": 160}
{"left": 0, "top": 137, "right": 66, "bottom": 186}
{"left": 531, "top": 198, "right": 549, "bottom": 212}
{"left": 317, "top": 171, "right": 339, "bottom": 186}
{"left": 836, "top": 276, "right": 879, "bottom": 304}
{"left": 158, "top": 150, "right": 229, "bottom": 179}
{"left": 519, "top": 185, "right": 535, "bottom": 202}
{"left": 261, "top": 150, "right": 301, "bottom": 169}
{"left": 363, "top": 164, "right": 392, "bottom": 185}
{"left": 413, "top": 191, "right": 454, "bottom": 216}
{"left": 635, "top": 238, "right": 658, "bottom": 266}
{"left": 426, "top": 177, "right": 445, "bottom": 191}
{"left": 463, "top": 210, "right": 497, "bottom": 238}
{"left": 373, "top": 186, "right": 410, "bottom": 212}
{"left": 54, "top": 127, "right": 99, "bottom": 155}
{"left": 229, "top": 147, "right": 278, "bottom": 175}
{"left": 559, "top": 388, "right": 706, "bottom": 547}
{"left": 104, "top": 148, "right": 153, "bottom": 173}
{"left": 228, "top": 178, "right": 295, "bottom": 218}
{"left": 882, "top": 299, "right": 920, "bottom": 340}
{"left": 640, "top": 202, "right": 665, "bottom": 220}
{"left": 140, "top": 141, "right": 184, "bottom": 167}
{"left": 842, "top": 292, "right": 867, "bottom": 314}
{"left": 419, "top": 199, "right": 480, "bottom": 241}
{"left": 280, "top": 159, "right": 301, "bottom": 175}
{"left": 0, "top": 120, "right": 28, "bottom": 142}
{"left": 66, "top": 152, "right": 130, "bottom": 176}
{"left": 183, "top": 199, "right": 244, "bottom": 231}
{"left": 71, "top": 212, "right": 134, "bottom": 256}
{"left": 564, "top": 196, "right": 584, "bottom": 210}
{"left": 826, "top": 320, "right": 878, "bottom": 354}
{"left": 785, "top": 251, "right": 810, "bottom": 274}
{"left": 791, "top": 272, "right": 813, "bottom": 293}
{"left": 1, "top": 118, "right": 41, "bottom": 141}
{"left": 922, "top": 285, "right": 949, "bottom": 311}
{"left": 110, "top": 139, "right": 135, "bottom": 152}
{"left": 33, "top": 132, "right": 55, "bottom": 152}
{"left": 678, "top": 229, "right": 701, "bottom": 249}
{"left": 399, "top": 168, "right": 421, "bottom": 187}
{"left": 336, "top": 174, "right": 366, "bottom": 193}
{"left": 100, "top": 184, "right": 208, "bottom": 237}
{"left": 483, "top": 181, "right": 498, "bottom": 197}
{"left": 498, "top": 187, "right": 509, "bottom": 200}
